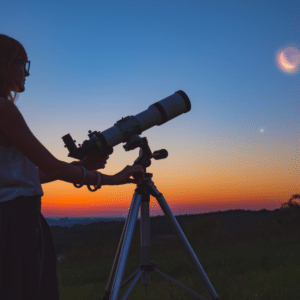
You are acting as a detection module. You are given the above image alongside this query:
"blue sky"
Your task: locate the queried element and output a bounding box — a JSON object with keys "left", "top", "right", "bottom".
{"left": 1, "top": 0, "right": 299, "bottom": 217}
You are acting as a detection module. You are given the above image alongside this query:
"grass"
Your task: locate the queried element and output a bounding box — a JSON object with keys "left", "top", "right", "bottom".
{"left": 55, "top": 209, "right": 300, "bottom": 299}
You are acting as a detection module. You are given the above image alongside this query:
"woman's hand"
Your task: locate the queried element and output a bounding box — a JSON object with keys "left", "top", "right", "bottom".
{"left": 80, "top": 155, "right": 109, "bottom": 171}
{"left": 112, "top": 165, "right": 145, "bottom": 185}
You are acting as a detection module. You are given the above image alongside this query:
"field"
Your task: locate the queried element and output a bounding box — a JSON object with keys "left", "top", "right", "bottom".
{"left": 50, "top": 208, "right": 300, "bottom": 300}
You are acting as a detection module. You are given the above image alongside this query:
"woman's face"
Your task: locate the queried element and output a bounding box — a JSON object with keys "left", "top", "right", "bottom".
{"left": 10, "top": 61, "right": 26, "bottom": 93}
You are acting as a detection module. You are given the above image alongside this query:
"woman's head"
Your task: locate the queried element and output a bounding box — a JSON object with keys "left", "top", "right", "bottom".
{"left": 0, "top": 34, "right": 29, "bottom": 103}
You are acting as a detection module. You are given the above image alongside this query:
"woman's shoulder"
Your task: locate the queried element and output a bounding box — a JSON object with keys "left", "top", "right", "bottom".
{"left": 0, "top": 97, "right": 8, "bottom": 103}
{"left": 0, "top": 98, "right": 14, "bottom": 108}
{"left": 0, "top": 97, "right": 6, "bottom": 107}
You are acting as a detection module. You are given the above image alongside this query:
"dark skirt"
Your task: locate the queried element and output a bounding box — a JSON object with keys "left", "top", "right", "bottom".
{"left": 0, "top": 195, "right": 60, "bottom": 300}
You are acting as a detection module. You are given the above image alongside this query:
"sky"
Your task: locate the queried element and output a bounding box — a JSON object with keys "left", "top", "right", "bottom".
{"left": 1, "top": 0, "right": 299, "bottom": 218}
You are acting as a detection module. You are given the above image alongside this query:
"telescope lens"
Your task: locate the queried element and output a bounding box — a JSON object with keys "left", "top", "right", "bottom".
{"left": 176, "top": 90, "right": 191, "bottom": 112}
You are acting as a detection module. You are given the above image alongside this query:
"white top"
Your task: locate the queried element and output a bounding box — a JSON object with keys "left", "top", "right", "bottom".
{"left": 0, "top": 144, "right": 44, "bottom": 202}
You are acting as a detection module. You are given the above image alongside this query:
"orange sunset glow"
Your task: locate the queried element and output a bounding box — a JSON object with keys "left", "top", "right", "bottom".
{"left": 40, "top": 137, "right": 295, "bottom": 218}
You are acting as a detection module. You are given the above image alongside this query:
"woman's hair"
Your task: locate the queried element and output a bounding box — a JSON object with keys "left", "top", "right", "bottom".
{"left": 0, "top": 34, "right": 28, "bottom": 103}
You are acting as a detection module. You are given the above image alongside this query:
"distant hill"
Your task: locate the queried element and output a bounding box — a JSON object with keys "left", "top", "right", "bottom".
{"left": 45, "top": 217, "right": 127, "bottom": 228}
{"left": 45, "top": 208, "right": 274, "bottom": 229}
{"left": 49, "top": 208, "right": 294, "bottom": 255}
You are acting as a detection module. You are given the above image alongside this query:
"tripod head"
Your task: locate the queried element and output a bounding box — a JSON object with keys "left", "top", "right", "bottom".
{"left": 123, "top": 134, "right": 168, "bottom": 173}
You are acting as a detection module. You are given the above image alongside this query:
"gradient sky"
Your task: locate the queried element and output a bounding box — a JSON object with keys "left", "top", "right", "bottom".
{"left": 2, "top": 0, "right": 299, "bottom": 218}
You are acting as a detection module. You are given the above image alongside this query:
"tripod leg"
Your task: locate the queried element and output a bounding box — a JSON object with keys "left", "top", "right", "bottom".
{"left": 147, "top": 181, "right": 220, "bottom": 300}
{"left": 120, "top": 269, "right": 144, "bottom": 300}
{"left": 103, "top": 196, "right": 136, "bottom": 300}
{"left": 110, "top": 191, "right": 142, "bottom": 300}
{"left": 140, "top": 193, "right": 151, "bottom": 286}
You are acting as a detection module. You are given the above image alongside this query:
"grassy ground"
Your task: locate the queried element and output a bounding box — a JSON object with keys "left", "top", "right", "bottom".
{"left": 55, "top": 209, "right": 300, "bottom": 299}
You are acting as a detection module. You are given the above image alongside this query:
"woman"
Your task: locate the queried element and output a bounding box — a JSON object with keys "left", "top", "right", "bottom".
{"left": 0, "top": 34, "right": 145, "bottom": 300}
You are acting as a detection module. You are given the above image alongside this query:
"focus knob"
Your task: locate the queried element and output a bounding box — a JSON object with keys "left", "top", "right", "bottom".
{"left": 152, "top": 149, "right": 168, "bottom": 159}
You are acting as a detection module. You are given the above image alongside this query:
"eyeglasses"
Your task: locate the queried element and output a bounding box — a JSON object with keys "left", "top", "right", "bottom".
{"left": 14, "top": 60, "right": 30, "bottom": 76}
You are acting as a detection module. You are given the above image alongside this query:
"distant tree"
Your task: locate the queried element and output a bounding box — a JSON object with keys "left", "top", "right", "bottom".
{"left": 280, "top": 194, "right": 300, "bottom": 210}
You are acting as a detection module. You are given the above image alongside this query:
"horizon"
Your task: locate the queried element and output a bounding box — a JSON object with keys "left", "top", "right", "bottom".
{"left": 45, "top": 206, "right": 284, "bottom": 220}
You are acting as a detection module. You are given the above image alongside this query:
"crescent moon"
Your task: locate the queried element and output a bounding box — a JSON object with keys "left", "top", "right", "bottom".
{"left": 279, "top": 51, "right": 296, "bottom": 69}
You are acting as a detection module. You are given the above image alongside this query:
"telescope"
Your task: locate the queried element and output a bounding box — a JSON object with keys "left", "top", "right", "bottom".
{"left": 62, "top": 90, "right": 191, "bottom": 160}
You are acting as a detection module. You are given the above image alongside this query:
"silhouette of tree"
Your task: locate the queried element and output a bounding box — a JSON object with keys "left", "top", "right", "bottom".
{"left": 280, "top": 194, "right": 300, "bottom": 210}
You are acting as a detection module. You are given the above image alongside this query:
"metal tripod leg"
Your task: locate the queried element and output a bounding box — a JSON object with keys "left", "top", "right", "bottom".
{"left": 140, "top": 189, "right": 151, "bottom": 286}
{"left": 147, "top": 181, "right": 220, "bottom": 300}
{"left": 102, "top": 192, "right": 138, "bottom": 300}
{"left": 119, "top": 194, "right": 152, "bottom": 300}
{"left": 103, "top": 189, "right": 143, "bottom": 300}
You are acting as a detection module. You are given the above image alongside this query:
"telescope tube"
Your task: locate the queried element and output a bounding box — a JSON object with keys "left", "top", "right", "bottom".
{"left": 102, "top": 90, "right": 191, "bottom": 147}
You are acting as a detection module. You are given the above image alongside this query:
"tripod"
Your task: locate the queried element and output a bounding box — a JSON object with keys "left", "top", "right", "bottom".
{"left": 102, "top": 135, "right": 220, "bottom": 300}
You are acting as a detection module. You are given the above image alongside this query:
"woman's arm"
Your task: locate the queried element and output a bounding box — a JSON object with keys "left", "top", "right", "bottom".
{"left": 0, "top": 99, "right": 114, "bottom": 186}
{"left": 38, "top": 167, "right": 57, "bottom": 184}
{"left": 38, "top": 161, "right": 80, "bottom": 184}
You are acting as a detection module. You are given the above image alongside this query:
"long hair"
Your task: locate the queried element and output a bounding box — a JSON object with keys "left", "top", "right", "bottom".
{"left": 0, "top": 34, "right": 28, "bottom": 103}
